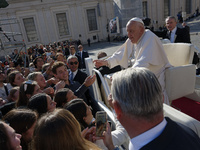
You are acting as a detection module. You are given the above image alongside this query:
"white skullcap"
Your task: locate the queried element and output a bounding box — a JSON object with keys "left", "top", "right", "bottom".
{"left": 129, "top": 17, "right": 144, "bottom": 25}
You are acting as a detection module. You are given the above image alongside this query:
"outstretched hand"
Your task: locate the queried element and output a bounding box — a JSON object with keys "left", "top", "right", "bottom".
{"left": 84, "top": 75, "right": 96, "bottom": 87}
{"left": 93, "top": 60, "right": 108, "bottom": 68}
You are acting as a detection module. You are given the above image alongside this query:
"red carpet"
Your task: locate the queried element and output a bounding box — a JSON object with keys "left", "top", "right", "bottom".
{"left": 171, "top": 97, "right": 200, "bottom": 121}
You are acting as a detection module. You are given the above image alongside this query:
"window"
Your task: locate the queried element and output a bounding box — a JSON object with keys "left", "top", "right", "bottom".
{"left": 56, "top": 13, "right": 70, "bottom": 36}
{"left": 87, "top": 9, "right": 98, "bottom": 31}
{"left": 164, "top": 0, "right": 170, "bottom": 18}
{"left": 142, "top": 1, "right": 148, "bottom": 17}
{"left": 186, "top": 0, "right": 191, "bottom": 14}
{"left": 23, "top": 17, "right": 38, "bottom": 42}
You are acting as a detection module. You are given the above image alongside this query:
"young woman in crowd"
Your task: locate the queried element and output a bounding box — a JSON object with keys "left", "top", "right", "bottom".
{"left": 32, "top": 109, "right": 100, "bottom": 150}
{"left": 7, "top": 86, "right": 19, "bottom": 102}
{"left": 27, "top": 72, "right": 54, "bottom": 96}
{"left": 64, "top": 99, "right": 94, "bottom": 130}
{"left": 3, "top": 109, "right": 38, "bottom": 150}
{"left": 0, "top": 121, "right": 22, "bottom": 150}
{"left": 8, "top": 70, "right": 25, "bottom": 87}
{"left": 54, "top": 88, "right": 77, "bottom": 107}
{"left": 28, "top": 93, "right": 56, "bottom": 117}
{"left": 16, "top": 80, "right": 42, "bottom": 108}
{"left": 65, "top": 99, "right": 129, "bottom": 149}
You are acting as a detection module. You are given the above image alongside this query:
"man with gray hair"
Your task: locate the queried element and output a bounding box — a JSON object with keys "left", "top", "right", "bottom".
{"left": 111, "top": 67, "right": 200, "bottom": 150}
{"left": 67, "top": 55, "right": 88, "bottom": 84}
{"left": 165, "top": 16, "right": 191, "bottom": 43}
{"left": 94, "top": 17, "right": 171, "bottom": 104}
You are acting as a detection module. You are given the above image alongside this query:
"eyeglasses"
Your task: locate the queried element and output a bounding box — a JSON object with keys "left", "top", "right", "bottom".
{"left": 69, "top": 61, "right": 78, "bottom": 65}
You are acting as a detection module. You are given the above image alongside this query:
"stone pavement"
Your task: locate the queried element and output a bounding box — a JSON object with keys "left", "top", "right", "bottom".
{"left": 188, "top": 15, "right": 200, "bottom": 49}
{"left": 83, "top": 41, "right": 124, "bottom": 60}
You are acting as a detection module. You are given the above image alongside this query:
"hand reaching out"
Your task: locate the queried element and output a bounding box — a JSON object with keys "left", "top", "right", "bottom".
{"left": 93, "top": 60, "right": 108, "bottom": 68}
{"left": 84, "top": 75, "right": 96, "bottom": 87}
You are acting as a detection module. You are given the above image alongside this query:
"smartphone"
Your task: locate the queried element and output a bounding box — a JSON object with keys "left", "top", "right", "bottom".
{"left": 96, "top": 111, "right": 107, "bottom": 137}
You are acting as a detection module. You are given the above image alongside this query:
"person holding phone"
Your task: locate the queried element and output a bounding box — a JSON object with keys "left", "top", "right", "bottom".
{"left": 65, "top": 99, "right": 129, "bottom": 149}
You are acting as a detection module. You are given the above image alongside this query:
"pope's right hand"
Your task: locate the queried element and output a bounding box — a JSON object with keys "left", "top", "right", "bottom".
{"left": 93, "top": 60, "right": 108, "bottom": 68}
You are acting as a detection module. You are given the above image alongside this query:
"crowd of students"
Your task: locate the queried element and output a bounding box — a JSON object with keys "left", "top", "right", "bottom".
{"left": 0, "top": 41, "right": 128, "bottom": 150}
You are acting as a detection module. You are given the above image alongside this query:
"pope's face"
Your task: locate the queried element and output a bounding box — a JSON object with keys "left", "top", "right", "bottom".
{"left": 126, "top": 21, "right": 144, "bottom": 44}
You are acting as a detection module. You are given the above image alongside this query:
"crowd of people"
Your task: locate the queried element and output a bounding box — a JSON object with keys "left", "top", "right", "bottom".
{"left": 0, "top": 36, "right": 129, "bottom": 149}
{"left": 0, "top": 16, "right": 200, "bottom": 150}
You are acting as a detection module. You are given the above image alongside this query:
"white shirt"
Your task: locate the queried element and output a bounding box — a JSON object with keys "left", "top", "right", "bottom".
{"left": 170, "top": 26, "right": 177, "bottom": 43}
{"left": 80, "top": 51, "right": 83, "bottom": 59}
{"left": 129, "top": 118, "right": 167, "bottom": 150}
{"left": 69, "top": 70, "right": 78, "bottom": 80}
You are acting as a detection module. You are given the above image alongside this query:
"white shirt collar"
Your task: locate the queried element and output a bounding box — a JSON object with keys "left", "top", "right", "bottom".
{"left": 129, "top": 118, "right": 167, "bottom": 150}
{"left": 170, "top": 26, "right": 177, "bottom": 43}
{"left": 70, "top": 69, "right": 78, "bottom": 78}
{"left": 171, "top": 26, "right": 177, "bottom": 34}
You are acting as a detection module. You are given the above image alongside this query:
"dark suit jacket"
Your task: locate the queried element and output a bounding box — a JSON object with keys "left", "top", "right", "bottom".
{"left": 154, "top": 27, "right": 191, "bottom": 43}
{"left": 140, "top": 117, "right": 200, "bottom": 150}
{"left": 166, "top": 27, "right": 191, "bottom": 43}
{"left": 154, "top": 27, "right": 199, "bottom": 64}
{"left": 69, "top": 69, "right": 101, "bottom": 116}
{"left": 64, "top": 80, "right": 88, "bottom": 103}
{"left": 73, "top": 69, "right": 88, "bottom": 85}
{"left": 77, "top": 51, "right": 89, "bottom": 68}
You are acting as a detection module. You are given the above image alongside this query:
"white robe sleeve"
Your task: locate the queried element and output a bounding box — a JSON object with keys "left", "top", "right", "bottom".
{"left": 107, "top": 39, "right": 133, "bottom": 69}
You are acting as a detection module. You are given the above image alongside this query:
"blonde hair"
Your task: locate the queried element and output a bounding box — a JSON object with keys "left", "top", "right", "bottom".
{"left": 33, "top": 109, "right": 100, "bottom": 150}
{"left": 27, "top": 72, "right": 41, "bottom": 81}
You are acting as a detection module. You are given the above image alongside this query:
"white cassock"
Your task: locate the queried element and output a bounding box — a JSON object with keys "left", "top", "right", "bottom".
{"left": 107, "top": 29, "right": 172, "bottom": 104}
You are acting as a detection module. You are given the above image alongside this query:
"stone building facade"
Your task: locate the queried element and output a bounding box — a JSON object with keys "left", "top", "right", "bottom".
{"left": 0, "top": 0, "right": 114, "bottom": 50}
{"left": 142, "top": 0, "right": 200, "bottom": 30}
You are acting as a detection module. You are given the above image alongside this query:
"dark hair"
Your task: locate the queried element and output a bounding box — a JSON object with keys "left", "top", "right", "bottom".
{"left": 0, "top": 121, "right": 9, "bottom": 150}
{"left": 97, "top": 52, "right": 107, "bottom": 59}
{"left": 8, "top": 86, "right": 19, "bottom": 102}
{"left": 51, "top": 61, "right": 65, "bottom": 74}
{"left": 33, "top": 56, "right": 43, "bottom": 68}
{"left": 3, "top": 109, "right": 38, "bottom": 150}
{"left": 55, "top": 53, "right": 64, "bottom": 60}
{"left": 28, "top": 93, "right": 48, "bottom": 117}
{"left": 42, "top": 63, "right": 50, "bottom": 73}
{"left": 54, "top": 88, "right": 70, "bottom": 108}
{"left": 64, "top": 99, "right": 88, "bottom": 130}
{"left": 16, "top": 81, "right": 38, "bottom": 107}
{"left": 6, "top": 67, "right": 16, "bottom": 76}
{"left": 69, "top": 45, "right": 75, "bottom": 49}
{"left": 8, "top": 70, "right": 20, "bottom": 87}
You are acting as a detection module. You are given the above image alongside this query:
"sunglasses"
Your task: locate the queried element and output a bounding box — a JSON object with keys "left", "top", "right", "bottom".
{"left": 69, "top": 61, "right": 78, "bottom": 65}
